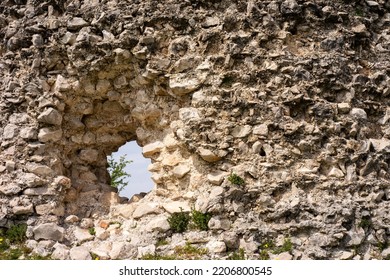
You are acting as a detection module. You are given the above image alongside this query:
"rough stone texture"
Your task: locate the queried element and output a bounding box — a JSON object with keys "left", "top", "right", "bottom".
{"left": 1, "top": 0, "right": 390, "bottom": 260}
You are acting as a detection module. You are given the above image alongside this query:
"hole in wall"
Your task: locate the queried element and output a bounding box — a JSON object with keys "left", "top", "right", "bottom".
{"left": 108, "top": 141, "right": 154, "bottom": 201}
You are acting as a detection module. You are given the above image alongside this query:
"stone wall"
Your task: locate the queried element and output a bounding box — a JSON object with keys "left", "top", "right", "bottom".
{"left": 1, "top": 0, "right": 390, "bottom": 259}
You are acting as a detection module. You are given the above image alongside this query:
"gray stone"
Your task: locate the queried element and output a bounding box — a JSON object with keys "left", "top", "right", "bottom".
{"left": 272, "top": 252, "right": 293, "bottom": 260}
{"left": 12, "top": 205, "right": 34, "bottom": 215}
{"left": 207, "top": 172, "right": 226, "bottom": 185}
{"left": 172, "top": 164, "right": 191, "bottom": 178}
{"left": 26, "top": 163, "right": 53, "bottom": 177}
{"left": 3, "top": 124, "right": 18, "bottom": 140}
{"left": 208, "top": 217, "right": 231, "bottom": 231}
{"left": 253, "top": 124, "right": 268, "bottom": 136}
{"left": 206, "top": 241, "right": 226, "bottom": 253}
{"left": 33, "top": 223, "right": 65, "bottom": 241}
{"left": 232, "top": 125, "right": 252, "bottom": 138}
{"left": 169, "top": 71, "right": 207, "bottom": 95}
{"left": 67, "top": 17, "right": 89, "bottom": 30}
{"left": 133, "top": 203, "right": 160, "bottom": 219}
{"left": 52, "top": 243, "right": 70, "bottom": 260}
{"left": 38, "top": 128, "right": 62, "bottom": 142}
{"left": 198, "top": 147, "right": 221, "bottom": 162}
{"left": 38, "top": 108, "right": 62, "bottom": 126}
{"left": 0, "top": 184, "right": 22, "bottom": 195}
{"left": 70, "top": 246, "right": 92, "bottom": 260}
{"left": 145, "top": 216, "right": 170, "bottom": 232}
{"left": 350, "top": 108, "right": 367, "bottom": 119}
{"left": 74, "top": 227, "right": 94, "bottom": 243}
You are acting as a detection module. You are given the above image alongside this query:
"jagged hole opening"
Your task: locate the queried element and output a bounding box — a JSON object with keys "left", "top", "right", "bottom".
{"left": 108, "top": 141, "right": 154, "bottom": 201}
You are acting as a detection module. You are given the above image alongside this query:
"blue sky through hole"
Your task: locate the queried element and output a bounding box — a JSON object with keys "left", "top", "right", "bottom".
{"left": 108, "top": 141, "right": 154, "bottom": 198}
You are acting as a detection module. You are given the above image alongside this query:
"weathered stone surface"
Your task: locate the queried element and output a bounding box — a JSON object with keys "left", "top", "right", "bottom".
{"left": 74, "top": 227, "right": 94, "bottom": 243}
{"left": 172, "top": 164, "right": 191, "bottom": 178}
{"left": 198, "top": 148, "right": 221, "bottom": 162}
{"left": 132, "top": 203, "right": 160, "bottom": 219}
{"left": 38, "top": 128, "right": 62, "bottom": 142}
{"left": 142, "top": 142, "right": 164, "bottom": 157}
{"left": 162, "top": 201, "right": 190, "bottom": 214}
{"left": 206, "top": 241, "right": 226, "bottom": 253}
{"left": 70, "top": 246, "right": 92, "bottom": 260}
{"left": 38, "top": 108, "right": 62, "bottom": 126}
{"left": 145, "top": 216, "right": 170, "bottom": 232}
{"left": 33, "top": 223, "right": 65, "bottom": 241}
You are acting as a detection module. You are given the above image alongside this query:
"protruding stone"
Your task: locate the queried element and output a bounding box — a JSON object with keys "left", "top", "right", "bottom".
{"left": 33, "top": 223, "right": 65, "bottom": 241}
{"left": 350, "top": 108, "right": 367, "bottom": 119}
{"left": 162, "top": 201, "right": 190, "bottom": 214}
{"left": 198, "top": 147, "right": 222, "bottom": 162}
{"left": 232, "top": 125, "right": 252, "bottom": 138}
{"left": 142, "top": 141, "right": 164, "bottom": 157}
{"left": 38, "top": 108, "right": 62, "bottom": 126}
{"left": 169, "top": 71, "right": 207, "bottom": 96}
{"left": 145, "top": 216, "right": 170, "bottom": 232}
{"left": 67, "top": 17, "right": 89, "bottom": 30}
{"left": 133, "top": 203, "right": 160, "bottom": 219}
{"left": 172, "top": 164, "right": 191, "bottom": 178}
{"left": 74, "top": 227, "right": 94, "bottom": 243}
{"left": 38, "top": 128, "right": 62, "bottom": 142}
{"left": 207, "top": 172, "right": 226, "bottom": 185}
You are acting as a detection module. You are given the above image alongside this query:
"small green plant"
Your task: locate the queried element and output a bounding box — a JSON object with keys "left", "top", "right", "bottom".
{"left": 107, "top": 155, "right": 132, "bottom": 192}
{"left": 191, "top": 209, "right": 212, "bottom": 231}
{"left": 5, "top": 224, "right": 27, "bottom": 244}
{"left": 228, "top": 248, "right": 245, "bottom": 260}
{"left": 168, "top": 208, "right": 191, "bottom": 233}
{"left": 88, "top": 228, "right": 96, "bottom": 236}
{"left": 156, "top": 238, "right": 169, "bottom": 247}
{"left": 359, "top": 218, "right": 372, "bottom": 229}
{"left": 141, "top": 253, "right": 176, "bottom": 260}
{"left": 272, "top": 238, "right": 293, "bottom": 254}
{"left": 259, "top": 249, "right": 270, "bottom": 260}
{"left": 174, "top": 242, "right": 208, "bottom": 258}
{"left": 227, "top": 172, "right": 245, "bottom": 186}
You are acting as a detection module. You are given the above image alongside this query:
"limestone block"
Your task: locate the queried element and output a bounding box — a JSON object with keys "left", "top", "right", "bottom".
{"left": 328, "top": 167, "right": 344, "bottom": 178}
{"left": 33, "top": 223, "right": 65, "bottom": 241}
{"left": 67, "top": 17, "right": 89, "bottom": 30}
{"left": 198, "top": 147, "right": 221, "bottom": 162}
{"left": 208, "top": 217, "right": 231, "bottom": 230}
{"left": 3, "top": 124, "right": 18, "bottom": 140}
{"left": 95, "top": 227, "right": 110, "bottom": 240}
{"left": 12, "top": 205, "right": 34, "bottom": 215}
{"left": 65, "top": 215, "right": 80, "bottom": 224}
{"left": 74, "top": 227, "right": 94, "bottom": 243}
{"left": 369, "top": 138, "right": 390, "bottom": 152}
{"left": 38, "top": 108, "right": 62, "bottom": 126}
{"left": 132, "top": 203, "right": 160, "bottom": 219}
{"left": 253, "top": 124, "right": 268, "bottom": 136}
{"left": 38, "top": 128, "right": 62, "bottom": 142}
{"left": 70, "top": 246, "right": 92, "bottom": 260}
{"left": 179, "top": 108, "right": 201, "bottom": 123}
{"left": 207, "top": 172, "right": 226, "bottom": 185}
{"left": 239, "top": 238, "right": 260, "bottom": 253}
{"left": 26, "top": 163, "right": 53, "bottom": 177}
{"left": 79, "top": 149, "right": 99, "bottom": 163}
{"left": 142, "top": 141, "right": 164, "bottom": 157}
{"left": 111, "top": 204, "right": 136, "bottom": 219}
{"left": 206, "top": 241, "right": 226, "bottom": 253}
{"left": 172, "top": 164, "right": 191, "bottom": 178}
{"left": 18, "top": 172, "right": 45, "bottom": 188}
{"left": 52, "top": 243, "right": 70, "bottom": 260}
{"left": 232, "top": 125, "right": 252, "bottom": 138}
{"left": 145, "top": 216, "right": 170, "bottom": 232}
{"left": 169, "top": 71, "right": 207, "bottom": 96}
{"left": 350, "top": 108, "right": 367, "bottom": 119}
{"left": 20, "top": 127, "right": 37, "bottom": 139}
{"left": 54, "top": 75, "right": 71, "bottom": 91}
{"left": 337, "top": 103, "right": 351, "bottom": 114}
{"left": 0, "top": 183, "right": 21, "bottom": 195}
{"left": 162, "top": 201, "right": 190, "bottom": 214}
{"left": 23, "top": 187, "right": 55, "bottom": 196}
{"left": 91, "top": 243, "right": 112, "bottom": 260}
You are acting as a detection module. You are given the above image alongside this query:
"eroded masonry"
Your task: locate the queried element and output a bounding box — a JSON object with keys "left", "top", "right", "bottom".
{"left": 1, "top": 0, "right": 390, "bottom": 260}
